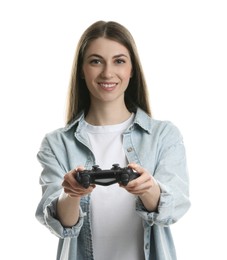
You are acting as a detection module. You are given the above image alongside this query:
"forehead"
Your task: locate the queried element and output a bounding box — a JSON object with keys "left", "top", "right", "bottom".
{"left": 84, "top": 37, "right": 130, "bottom": 57}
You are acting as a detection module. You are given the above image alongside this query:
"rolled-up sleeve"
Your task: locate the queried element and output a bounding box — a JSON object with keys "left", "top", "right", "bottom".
{"left": 35, "top": 135, "right": 85, "bottom": 239}
{"left": 136, "top": 123, "right": 191, "bottom": 226}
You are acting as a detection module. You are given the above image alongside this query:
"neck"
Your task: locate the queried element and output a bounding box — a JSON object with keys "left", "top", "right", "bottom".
{"left": 85, "top": 103, "right": 131, "bottom": 126}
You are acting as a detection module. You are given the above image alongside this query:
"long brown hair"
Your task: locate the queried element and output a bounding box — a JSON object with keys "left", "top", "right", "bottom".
{"left": 66, "top": 20, "right": 151, "bottom": 124}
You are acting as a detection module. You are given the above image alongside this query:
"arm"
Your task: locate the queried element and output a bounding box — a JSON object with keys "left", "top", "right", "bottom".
{"left": 57, "top": 192, "right": 81, "bottom": 227}
{"left": 124, "top": 163, "right": 161, "bottom": 212}
{"left": 56, "top": 167, "right": 95, "bottom": 227}
{"left": 35, "top": 135, "right": 93, "bottom": 238}
{"left": 125, "top": 122, "right": 190, "bottom": 225}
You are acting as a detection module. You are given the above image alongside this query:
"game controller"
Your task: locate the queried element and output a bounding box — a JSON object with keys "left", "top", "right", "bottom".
{"left": 76, "top": 164, "right": 140, "bottom": 188}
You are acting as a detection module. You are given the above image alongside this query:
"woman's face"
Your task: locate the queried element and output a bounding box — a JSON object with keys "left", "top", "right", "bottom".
{"left": 82, "top": 37, "right": 132, "bottom": 106}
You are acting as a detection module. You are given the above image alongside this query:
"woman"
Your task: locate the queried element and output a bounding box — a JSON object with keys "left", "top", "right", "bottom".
{"left": 36, "top": 20, "right": 190, "bottom": 260}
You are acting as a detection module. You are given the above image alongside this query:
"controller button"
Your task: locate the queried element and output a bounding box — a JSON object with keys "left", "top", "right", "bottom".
{"left": 92, "top": 165, "right": 99, "bottom": 170}
{"left": 112, "top": 163, "right": 120, "bottom": 169}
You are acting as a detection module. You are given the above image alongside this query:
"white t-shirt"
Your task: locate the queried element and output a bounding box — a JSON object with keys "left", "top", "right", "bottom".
{"left": 85, "top": 114, "right": 145, "bottom": 260}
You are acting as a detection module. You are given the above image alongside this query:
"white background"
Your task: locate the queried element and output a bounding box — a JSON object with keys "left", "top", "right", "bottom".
{"left": 1, "top": 0, "right": 227, "bottom": 259}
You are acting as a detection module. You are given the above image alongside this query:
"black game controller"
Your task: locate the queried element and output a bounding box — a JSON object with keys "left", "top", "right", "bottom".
{"left": 76, "top": 164, "right": 140, "bottom": 188}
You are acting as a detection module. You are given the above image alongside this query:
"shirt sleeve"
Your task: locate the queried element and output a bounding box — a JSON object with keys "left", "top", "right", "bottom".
{"left": 135, "top": 122, "right": 191, "bottom": 226}
{"left": 35, "top": 135, "right": 85, "bottom": 239}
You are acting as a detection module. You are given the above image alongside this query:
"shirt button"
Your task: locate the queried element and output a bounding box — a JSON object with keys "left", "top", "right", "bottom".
{"left": 127, "top": 147, "right": 133, "bottom": 152}
{"left": 145, "top": 243, "right": 149, "bottom": 250}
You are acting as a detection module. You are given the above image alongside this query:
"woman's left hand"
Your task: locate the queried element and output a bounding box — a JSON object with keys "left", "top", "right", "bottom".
{"left": 122, "top": 163, "right": 157, "bottom": 195}
{"left": 122, "top": 163, "right": 161, "bottom": 212}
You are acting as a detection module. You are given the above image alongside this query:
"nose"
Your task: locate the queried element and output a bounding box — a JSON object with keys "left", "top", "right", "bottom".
{"left": 101, "top": 64, "right": 113, "bottom": 79}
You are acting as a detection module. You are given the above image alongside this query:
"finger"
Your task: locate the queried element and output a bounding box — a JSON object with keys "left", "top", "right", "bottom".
{"left": 127, "top": 163, "right": 144, "bottom": 174}
{"left": 64, "top": 184, "right": 95, "bottom": 197}
{"left": 127, "top": 172, "right": 151, "bottom": 188}
{"left": 126, "top": 180, "right": 151, "bottom": 192}
{"left": 64, "top": 166, "right": 85, "bottom": 188}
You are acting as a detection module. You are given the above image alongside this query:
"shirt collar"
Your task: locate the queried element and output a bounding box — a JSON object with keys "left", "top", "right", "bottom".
{"left": 63, "top": 108, "right": 153, "bottom": 134}
{"left": 63, "top": 111, "right": 85, "bottom": 132}
{"left": 130, "top": 108, "right": 153, "bottom": 134}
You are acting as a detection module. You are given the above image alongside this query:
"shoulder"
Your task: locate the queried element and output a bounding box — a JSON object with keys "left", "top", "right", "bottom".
{"left": 152, "top": 119, "right": 181, "bottom": 136}
{"left": 39, "top": 127, "right": 69, "bottom": 152}
{"left": 134, "top": 108, "right": 181, "bottom": 138}
{"left": 42, "top": 112, "right": 85, "bottom": 144}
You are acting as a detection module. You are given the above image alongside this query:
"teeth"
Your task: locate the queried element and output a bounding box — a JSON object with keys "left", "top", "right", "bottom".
{"left": 99, "top": 83, "right": 116, "bottom": 88}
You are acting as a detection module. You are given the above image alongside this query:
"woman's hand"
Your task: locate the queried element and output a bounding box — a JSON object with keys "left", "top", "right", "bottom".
{"left": 123, "top": 163, "right": 156, "bottom": 195}
{"left": 57, "top": 166, "right": 95, "bottom": 227}
{"left": 62, "top": 166, "right": 96, "bottom": 198}
{"left": 122, "top": 163, "right": 161, "bottom": 212}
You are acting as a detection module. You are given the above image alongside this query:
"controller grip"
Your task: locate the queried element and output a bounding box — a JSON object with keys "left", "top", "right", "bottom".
{"left": 76, "top": 173, "right": 90, "bottom": 188}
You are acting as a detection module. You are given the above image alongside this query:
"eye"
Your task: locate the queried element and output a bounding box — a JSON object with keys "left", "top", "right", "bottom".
{"left": 90, "top": 59, "right": 102, "bottom": 65}
{"left": 115, "top": 59, "right": 126, "bottom": 64}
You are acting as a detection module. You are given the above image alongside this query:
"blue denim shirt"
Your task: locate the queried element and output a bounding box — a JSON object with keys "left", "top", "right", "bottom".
{"left": 35, "top": 108, "right": 190, "bottom": 260}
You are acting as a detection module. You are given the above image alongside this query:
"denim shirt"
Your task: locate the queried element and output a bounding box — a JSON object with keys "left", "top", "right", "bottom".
{"left": 35, "top": 108, "right": 190, "bottom": 260}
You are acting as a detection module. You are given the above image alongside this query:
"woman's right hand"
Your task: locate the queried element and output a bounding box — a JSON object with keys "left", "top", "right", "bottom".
{"left": 62, "top": 166, "right": 96, "bottom": 198}
{"left": 57, "top": 166, "right": 95, "bottom": 227}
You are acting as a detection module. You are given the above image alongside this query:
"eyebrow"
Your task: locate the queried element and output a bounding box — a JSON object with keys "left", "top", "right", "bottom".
{"left": 86, "top": 53, "right": 129, "bottom": 59}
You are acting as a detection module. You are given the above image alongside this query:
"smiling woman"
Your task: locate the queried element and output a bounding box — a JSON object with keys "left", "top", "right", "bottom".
{"left": 35, "top": 20, "right": 190, "bottom": 260}
{"left": 66, "top": 21, "right": 151, "bottom": 124}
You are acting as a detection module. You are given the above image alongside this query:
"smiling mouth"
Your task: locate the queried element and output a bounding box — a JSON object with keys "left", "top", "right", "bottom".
{"left": 98, "top": 83, "right": 118, "bottom": 89}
